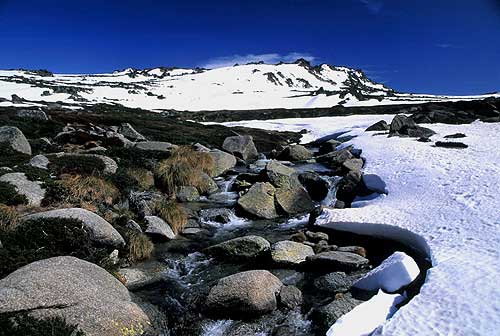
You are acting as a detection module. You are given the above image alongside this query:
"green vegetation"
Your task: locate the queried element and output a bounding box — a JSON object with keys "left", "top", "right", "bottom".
{"left": 0, "top": 313, "right": 85, "bottom": 336}
{"left": 0, "top": 181, "right": 28, "bottom": 206}
{"left": 0, "top": 218, "right": 114, "bottom": 278}
{"left": 49, "top": 155, "right": 106, "bottom": 175}
{"left": 0, "top": 146, "right": 31, "bottom": 167}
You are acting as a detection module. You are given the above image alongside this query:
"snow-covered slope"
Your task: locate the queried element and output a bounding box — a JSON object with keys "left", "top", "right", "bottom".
{"left": 216, "top": 116, "right": 500, "bottom": 335}
{"left": 1, "top": 60, "right": 498, "bottom": 111}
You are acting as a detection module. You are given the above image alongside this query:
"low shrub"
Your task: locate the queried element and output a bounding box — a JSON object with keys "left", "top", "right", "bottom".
{"left": 127, "top": 167, "right": 155, "bottom": 190}
{"left": 49, "top": 155, "right": 106, "bottom": 175}
{"left": 59, "top": 174, "right": 120, "bottom": 206}
{"left": 0, "top": 181, "right": 28, "bottom": 206}
{"left": 152, "top": 198, "right": 187, "bottom": 234}
{"left": 0, "top": 218, "right": 114, "bottom": 278}
{"left": 15, "top": 164, "right": 52, "bottom": 183}
{"left": 155, "top": 146, "right": 214, "bottom": 194}
{"left": 0, "top": 312, "right": 85, "bottom": 336}
{"left": 0, "top": 204, "right": 18, "bottom": 233}
{"left": 107, "top": 147, "right": 171, "bottom": 170}
{"left": 0, "top": 146, "right": 30, "bottom": 167}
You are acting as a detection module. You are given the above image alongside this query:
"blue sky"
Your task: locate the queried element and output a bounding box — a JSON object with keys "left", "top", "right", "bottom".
{"left": 0, "top": 0, "right": 499, "bottom": 95}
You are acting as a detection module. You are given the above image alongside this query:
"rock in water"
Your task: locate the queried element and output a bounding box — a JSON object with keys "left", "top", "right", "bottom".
{"left": 22, "top": 208, "right": 125, "bottom": 248}
{"left": 275, "top": 183, "right": 314, "bottom": 215}
{"left": 0, "top": 126, "right": 32, "bottom": 155}
{"left": 0, "top": 256, "right": 150, "bottom": 336}
{"left": 264, "top": 160, "right": 296, "bottom": 188}
{"left": 205, "top": 270, "right": 283, "bottom": 318}
{"left": 312, "top": 294, "right": 363, "bottom": 334}
{"left": 222, "top": 135, "right": 259, "bottom": 162}
{"left": 144, "top": 215, "right": 176, "bottom": 240}
{"left": 278, "top": 145, "right": 313, "bottom": 161}
{"left": 237, "top": 182, "right": 278, "bottom": 219}
{"left": 306, "top": 251, "right": 369, "bottom": 271}
{"left": 204, "top": 235, "right": 271, "bottom": 261}
{"left": 298, "top": 171, "right": 329, "bottom": 201}
{"left": 314, "top": 272, "right": 358, "bottom": 293}
{"left": 0, "top": 172, "right": 45, "bottom": 207}
{"left": 209, "top": 149, "right": 237, "bottom": 177}
{"left": 271, "top": 240, "right": 315, "bottom": 266}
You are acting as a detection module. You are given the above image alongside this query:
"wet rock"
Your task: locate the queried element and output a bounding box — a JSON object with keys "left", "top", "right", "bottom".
{"left": 0, "top": 126, "right": 32, "bottom": 155}
{"left": 205, "top": 270, "right": 283, "bottom": 318}
{"left": 199, "top": 208, "right": 234, "bottom": 224}
{"left": 0, "top": 173, "right": 45, "bottom": 207}
{"left": 176, "top": 186, "right": 200, "bottom": 202}
{"left": 298, "top": 171, "right": 329, "bottom": 201}
{"left": 118, "top": 123, "right": 146, "bottom": 141}
{"left": 271, "top": 240, "right": 315, "bottom": 266}
{"left": 204, "top": 235, "right": 271, "bottom": 261}
{"left": 29, "top": 154, "right": 50, "bottom": 169}
{"left": 15, "top": 107, "right": 49, "bottom": 121}
{"left": 366, "top": 120, "right": 389, "bottom": 132}
{"left": 134, "top": 141, "right": 177, "bottom": 152}
{"left": 200, "top": 172, "right": 219, "bottom": 195}
{"left": 119, "top": 262, "right": 167, "bottom": 290}
{"left": 314, "top": 272, "right": 357, "bottom": 293}
{"left": 305, "top": 231, "right": 329, "bottom": 243}
{"left": 237, "top": 182, "right": 278, "bottom": 219}
{"left": 306, "top": 251, "right": 369, "bottom": 271}
{"left": 22, "top": 208, "right": 125, "bottom": 248}
{"left": 222, "top": 135, "right": 259, "bottom": 162}
{"left": 279, "top": 285, "right": 303, "bottom": 309}
{"left": 275, "top": 182, "right": 314, "bottom": 215}
{"left": 342, "top": 158, "right": 363, "bottom": 173}
{"left": 264, "top": 160, "right": 296, "bottom": 188}
{"left": 317, "top": 139, "right": 341, "bottom": 155}
{"left": 144, "top": 215, "right": 176, "bottom": 240}
{"left": 312, "top": 294, "right": 363, "bottom": 334}
{"left": 435, "top": 141, "right": 468, "bottom": 149}
{"left": 337, "top": 246, "right": 367, "bottom": 257}
{"left": 209, "top": 149, "right": 237, "bottom": 177}
{"left": 277, "top": 145, "right": 313, "bottom": 161}
{"left": 0, "top": 256, "right": 150, "bottom": 336}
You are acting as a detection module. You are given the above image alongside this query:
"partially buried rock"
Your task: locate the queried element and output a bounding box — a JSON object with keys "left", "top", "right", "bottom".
{"left": 29, "top": 154, "right": 50, "bottom": 170}
{"left": 278, "top": 145, "right": 313, "bottom": 161}
{"left": 444, "top": 133, "right": 466, "bottom": 139}
{"left": 134, "top": 141, "right": 177, "bottom": 152}
{"left": 0, "top": 126, "right": 32, "bottom": 155}
{"left": 312, "top": 294, "right": 363, "bottom": 334}
{"left": 0, "top": 172, "right": 45, "bottom": 207}
{"left": 279, "top": 285, "right": 303, "bottom": 309}
{"left": 0, "top": 256, "right": 150, "bottom": 336}
{"left": 15, "top": 107, "right": 49, "bottom": 121}
{"left": 204, "top": 235, "right": 270, "bottom": 261}
{"left": 144, "top": 215, "right": 176, "bottom": 240}
{"left": 365, "top": 120, "right": 389, "bottom": 132}
{"left": 205, "top": 270, "right": 283, "bottom": 319}
{"left": 222, "top": 135, "right": 259, "bottom": 162}
{"left": 306, "top": 251, "right": 369, "bottom": 271}
{"left": 237, "top": 182, "right": 278, "bottom": 219}
{"left": 298, "top": 172, "right": 329, "bottom": 201}
{"left": 209, "top": 149, "right": 237, "bottom": 177}
{"left": 271, "top": 240, "right": 315, "bottom": 266}
{"left": 264, "top": 160, "right": 296, "bottom": 188}
{"left": 305, "top": 231, "right": 329, "bottom": 243}
{"left": 389, "top": 115, "right": 417, "bottom": 134}
{"left": 22, "top": 208, "right": 125, "bottom": 248}
{"left": 314, "top": 271, "right": 358, "bottom": 293}
{"left": 435, "top": 141, "right": 468, "bottom": 149}
{"left": 317, "top": 139, "right": 341, "bottom": 155}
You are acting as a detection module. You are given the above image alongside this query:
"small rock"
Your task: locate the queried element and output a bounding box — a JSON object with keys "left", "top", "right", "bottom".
{"left": 277, "top": 145, "right": 313, "bottom": 161}
{"left": 271, "top": 240, "right": 315, "bottom": 266}
{"left": 290, "top": 231, "right": 307, "bottom": 243}
{"left": 279, "top": 285, "right": 303, "bottom": 309}
{"left": 337, "top": 246, "right": 367, "bottom": 257}
{"left": 176, "top": 186, "right": 200, "bottom": 202}
{"left": 318, "top": 139, "right": 342, "bottom": 155}
{"left": 199, "top": 208, "right": 234, "bottom": 224}
{"left": 314, "top": 272, "right": 358, "bottom": 293}
{"left": 144, "top": 215, "right": 176, "bottom": 240}
{"left": 15, "top": 108, "right": 49, "bottom": 121}
{"left": 306, "top": 251, "right": 369, "bottom": 271}
{"left": 118, "top": 123, "right": 146, "bottom": 141}
{"left": 237, "top": 182, "right": 278, "bottom": 219}
{"left": 342, "top": 158, "right": 363, "bottom": 173}
{"left": 366, "top": 120, "right": 389, "bottom": 132}
{"left": 435, "top": 141, "right": 468, "bottom": 149}
{"left": 209, "top": 149, "right": 237, "bottom": 177}
{"left": 222, "top": 135, "right": 259, "bottom": 162}
{"left": 305, "top": 231, "right": 329, "bottom": 243}
{"left": 125, "top": 219, "right": 143, "bottom": 233}
{"left": 264, "top": 160, "right": 296, "bottom": 188}
{"left": 204, "top": 235, "right": 271, "bottom": 261}
{"left": 134, "top": 141, "right": 177, "bottom": 152}
{"left": 362, "top": 174, "right": 388, "bottom": 194}
{"left": 312, "top": 294, "right": 363, "bottom": 334}
{"left": 275, "top": 182, "right": 314, "bottom": 215}
{"left": 29, "top": 154, "right": 50, "bottom": 169}
{"left": 444, "top": 133, "right": 466, "bottom": 139}
{"left": 298, "top": 172, "right": 329, "bottom": 201}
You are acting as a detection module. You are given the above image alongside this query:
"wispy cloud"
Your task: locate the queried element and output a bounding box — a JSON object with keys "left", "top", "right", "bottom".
{"left": 358, "top": 0, "right": 384, "bottom": 14}
{"left": 200, "top": 52, "right": 316, "bottom": 69}
{"left": 435, "top": 43, "right": 463, "bottom": 49}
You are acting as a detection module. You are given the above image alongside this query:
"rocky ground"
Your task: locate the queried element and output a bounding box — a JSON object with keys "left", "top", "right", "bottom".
{"left": 0, "top": 105, "right": 433, "bottom": 336}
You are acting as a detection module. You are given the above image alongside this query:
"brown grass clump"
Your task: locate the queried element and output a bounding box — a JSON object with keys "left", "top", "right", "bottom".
{"left": 155, "top": 146, "right": 214, "bottom": 194}
{"left": 126, "top": 168, "right": 155, "bottom": 190}
{"left": 59, "top": 174, "right": 120, "bottom": 206}
{"left": 152, "top": 198, "right": 188, "bottom": 234}
{"left": 0, "top": 204, "right": 19, "bottom": 233}
{"left": 127, "top": 231, "right": 154, "bottom": 262}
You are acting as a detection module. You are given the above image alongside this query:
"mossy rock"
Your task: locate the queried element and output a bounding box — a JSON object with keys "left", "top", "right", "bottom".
{"left": 0, "top": 312, "right": 85, "bottom": 336}
{"left": 0, "top": 181, "right": 28, "bottom": 206}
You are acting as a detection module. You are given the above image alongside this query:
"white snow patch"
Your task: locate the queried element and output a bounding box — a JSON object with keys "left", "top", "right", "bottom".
{"left": 354, "top": 251, "right": 420, "bottom": 292}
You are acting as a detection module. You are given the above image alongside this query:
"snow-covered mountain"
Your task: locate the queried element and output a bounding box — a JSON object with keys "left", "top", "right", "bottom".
{"left": 0, "top": 59, "right": 498, "bottom": 111}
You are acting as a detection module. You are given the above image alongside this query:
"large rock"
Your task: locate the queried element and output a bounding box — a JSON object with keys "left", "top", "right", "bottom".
{"left": 53, "top": 153, "right": 118, "bottom": 175}
{"left": 144, "top": 216, "right": 176, "bottom": 240}
{"left": 0, "top": 173, "right": 45, "bottom": 207}
{"left": 362, "top": 174, "right": 388, "bottom": 194}
{"left": 22, "top": 208, "right": 125, "bottom": 247}
{"left": 205, "top": 270, "right": 283, "bottom": 318}
{"left": 298, "top": 171, "right": 330, "bottom": 201}
{"left": 237, "top": 182, "right": 278, "bottom": 219}
{"left": 318, "top": 139, "right": 342, "bottom": 155}
{"left": 314, "top": 272, "right": 359, "bottom": 293}
{"left": 336, "top": 171, "right": 365, "bottom": 206}
{"left": 264, "top": 160, "right": 296, "bottom": 188}
{"left": 275, "top": 182, "right": 314, "bottom": 215}
{"left": 390, "top": 115, "right": 417, "bottom": 133}
{"left": 209, "top": 149, "right": 237, "bottom": 177}
{"left": 118, "top": 123, "right": 146, "bottom": 141}
{"left": 204, "top": 235, "right": 271, "bottom": 261}
{"left": 222, "top": 135, "right": 259, "bottom": 162}
{"left": 365, "top": 120, "right": 389, "bottom": 132}
{"left": 15, "top": 108, "right": 49, "bottom": 121}
{"left": 0, "top": 126, "right": 32, "bottom": 155}
{"left": 134, "top": 141, "right": 177, "bottom": 152}
{"left": 306, "top": 251, "right": 369, "bottom": 271}
{"left": 271, "top": 240, "right": 315, "bottom": 266}
{"left": 312, "top": 294, "right": 363, "bottom": 334}
{"left": 278, "top": 145, "right": 313, "bottom": 161}
{"left": 0, "top": 256, "right": 150, "bottom": 336}
{"left": 279, "top": 285, "right": 303, "bottom": 309}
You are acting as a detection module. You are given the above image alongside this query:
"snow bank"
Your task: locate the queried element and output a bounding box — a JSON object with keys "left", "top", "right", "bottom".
{"left": 224, "top": 116, "right": 500, "bottom": 335}
{"left": 327, "top": 290, "right": 406, "bottom": 336}
{"left": 354, "top": 251, "right": 420, "bottom": 292}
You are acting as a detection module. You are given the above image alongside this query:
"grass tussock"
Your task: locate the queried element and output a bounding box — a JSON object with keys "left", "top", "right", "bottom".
{"left": 152, "top": 198, "right": 187, "bottom": 234}
{"left": 0, "top": 204, "right": 18, "bottom": 233}
{"left": 59, "top": 174, "right": 120, "bottom": 206}
{"left": 126, "top": 168, "right": 155, "bottom": 190}
{"left": 126, "top": 231, "right": 154, "bottom": 263}
{"left": 155, "top": 146, "right": 214, "bottom": 194}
